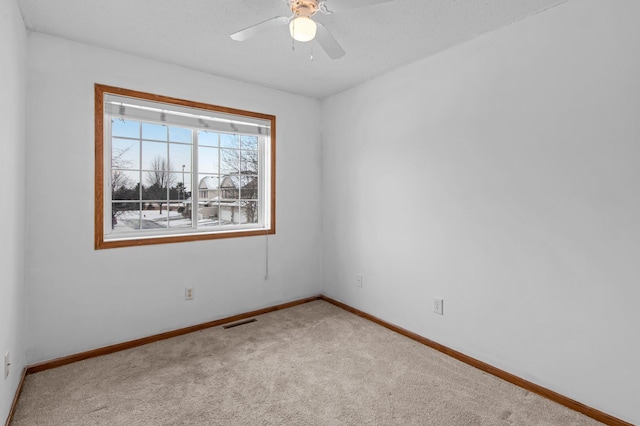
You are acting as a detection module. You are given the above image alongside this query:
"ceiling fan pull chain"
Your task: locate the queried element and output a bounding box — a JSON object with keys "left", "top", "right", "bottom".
{"left": 310, "top": 41, "right": 314, "bottom": 61}
{"left": 291, "top": 19, "right": 296, "bottom": 50}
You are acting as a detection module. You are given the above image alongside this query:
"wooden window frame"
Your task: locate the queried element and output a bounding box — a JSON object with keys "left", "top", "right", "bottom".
{"left": 95, "top": 83, "right": 276, "bottom": 249}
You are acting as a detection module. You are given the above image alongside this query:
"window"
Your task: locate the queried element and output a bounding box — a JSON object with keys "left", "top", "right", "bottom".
{"left": 95, "top": 84, "right": 275, "bottom": 249}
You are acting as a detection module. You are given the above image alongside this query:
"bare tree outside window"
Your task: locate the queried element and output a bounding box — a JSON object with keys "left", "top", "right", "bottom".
{"left": 219, "top": 135, "right": 259, "bottom": 224}
{"left": 144, "top": 156, "right": 177, "bottom": 215}
{"left": 111, "top": 146, "right": 138, "bottom": 228}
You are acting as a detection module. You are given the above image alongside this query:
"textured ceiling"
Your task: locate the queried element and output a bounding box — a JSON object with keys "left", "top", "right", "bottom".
{"left": 17, "top": 0, "right": 567, "bottom": 99}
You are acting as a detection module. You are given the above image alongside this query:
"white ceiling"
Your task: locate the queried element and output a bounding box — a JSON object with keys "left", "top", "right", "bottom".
{"left": 17, "top": 0, "right": 566, "bottom": 99}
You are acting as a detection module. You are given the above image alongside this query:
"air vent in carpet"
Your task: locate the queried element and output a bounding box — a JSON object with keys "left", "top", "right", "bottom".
{"left": 223, "top": 318, "right": 257, "bottom": 329}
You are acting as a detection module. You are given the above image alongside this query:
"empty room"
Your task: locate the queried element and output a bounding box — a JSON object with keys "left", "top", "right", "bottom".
{"left": 1, "top": 0, "right": 638, "bottom": 424}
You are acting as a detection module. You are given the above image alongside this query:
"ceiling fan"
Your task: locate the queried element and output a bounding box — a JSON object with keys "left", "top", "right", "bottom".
{"left": 230, "top": 0, "right": 394, "bottom": 59}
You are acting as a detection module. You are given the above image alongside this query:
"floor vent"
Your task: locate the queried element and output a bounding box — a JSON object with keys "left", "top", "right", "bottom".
{"left": 223, "top": 318, "right": 257, "bottom": 329}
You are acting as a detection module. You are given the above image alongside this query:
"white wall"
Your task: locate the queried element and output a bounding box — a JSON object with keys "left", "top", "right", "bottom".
{"left": 0, "top": 0, "right": 27, "bottom": 423}
{"left": 25, "top": 34, "right": 323, "bottom": 363}
{"left": 321, "top": 0, "right": 640, "bottom": 423}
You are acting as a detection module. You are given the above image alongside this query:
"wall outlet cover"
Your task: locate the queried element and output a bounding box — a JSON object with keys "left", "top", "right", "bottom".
{"left": 185, "top": 288, "right": 194, "bottom": 300}
{"left": 434, "top": 297, "right": 444, "bottom": 315}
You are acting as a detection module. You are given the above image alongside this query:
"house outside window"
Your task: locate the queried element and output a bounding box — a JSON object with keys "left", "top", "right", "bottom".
{"left": 95, "top": 84, "right": 275, "bottom": 249}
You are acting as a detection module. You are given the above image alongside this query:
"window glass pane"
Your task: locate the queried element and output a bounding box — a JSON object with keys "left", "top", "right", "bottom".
{"left": 232, "top": 206, "right": 242, "bottom": 224}
{"left": 142, "top": 176, "right": 170, "bottom": 201}
{"left": 169, "top": 126, "right": 191, "bottom": 143}
{"left": 198, "top": 147, "right": 219, "bottom": 174}
{"left": 220, "top": 133, "right": 239, "bottom": 149}
{"left": 219, "top": 175, "right": 238, "bottom": 201}
{"left": 168, "top": 208, "right": 192, "bottom": 229}
{"left": 138, "top": 202, "right": 170, "bottom": 229}
{"left": 217, "top": 201, "right": 234, "bottom": 224}
{"left": 142, "top": 142, "right": 169, "bottom": 171}
{"left": 240, "top": 150, "right": 258, "bottom": 173}
{"left": 165, "top": 186, "right": 191, "bottom": 229}
{"left": 198, "top": 175, "right": 219, "bottom": 202}
{"left": 112, "top": 138, "right": 140, "bottom": 170}
{"left": 220, "top": 149, "right": 240, "bottom": 174}
{"left": 112, "top": 119, "right": 139, "bottom": 138}
{"left": 142, "top": 191, "right": 166, "bottom": 202}
{"left": 240, "top": 135, "right": 258, "bottom": 151}
{"left": 240, "top": 175, "right": 258, "bottom": 200}
{"left": 242, "top": 201, "right": 259, "bottom": 224}
{"left": 172, "top": 171, "right": 192, "bottom": 201}
{"left": 198, "top": 130, "right": 219, "bottom": 147}
{"left": 142, "top": 123, "right": 168, "bottom": 141}
{"left": 198, "top": 189, "right": 220, "bottom": 227}
{"left": 111, "top": 170, "right": 140, "bottom": 200}
{"left": 143, "top": 170, "right": 175, "bottom": 205}
{"left": 169, "top": 143, "right": 191, "bottom": 173}
{"left": 199, "top": 216, "right": 221, "bottom": 228}
{"left": 152, "top": 213, "right": 170, "bottom": 229}
{"left": 168, "top": 173, "right": 186, "bottom": 201}
{"left": 112, "top": 202, "right": 141, "bottom": 231}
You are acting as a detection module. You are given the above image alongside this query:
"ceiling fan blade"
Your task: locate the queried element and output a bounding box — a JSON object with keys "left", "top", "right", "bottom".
{"left": 315, "top": 23, "right": 345, "bottom": 59}
{"left": 322, "top": 0, "right": 394, "bottom": 13}
{"left": 230, "top": 16, "right": 289, "bottom": 42}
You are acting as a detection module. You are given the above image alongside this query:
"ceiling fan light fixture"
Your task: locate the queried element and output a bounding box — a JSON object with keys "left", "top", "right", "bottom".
{"left": 289, "top": 16, "right": 317, "bottom": 42}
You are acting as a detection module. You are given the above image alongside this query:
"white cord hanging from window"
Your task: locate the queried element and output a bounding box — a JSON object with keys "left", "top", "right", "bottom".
{"left": 264, "top": 229, "right": 270, "bottom": 280}
{"left": 289, "top": 20, "right": 314, "bottom": 61}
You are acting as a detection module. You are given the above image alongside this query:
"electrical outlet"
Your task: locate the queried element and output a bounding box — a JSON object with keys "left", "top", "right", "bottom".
{"left": 356, "top": 274, "right": 363, "bottom": 288}
{"left": 4, "top": 352, "right": 9, "bottom": 380}
{"left": 434, "top": 297, "right": 444, "bottom": 315}
{"left": 185, "top": 287, "right": 194, "bottom": 300}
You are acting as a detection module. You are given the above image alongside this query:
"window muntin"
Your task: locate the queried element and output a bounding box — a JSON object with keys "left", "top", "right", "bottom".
{"left": 95, "top": 84, "right": 275, "bottom": 249}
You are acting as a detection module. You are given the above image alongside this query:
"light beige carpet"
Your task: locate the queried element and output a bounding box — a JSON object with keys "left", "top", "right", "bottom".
{"left": 12, "top": 300, "right": 602, "bottom": 425}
